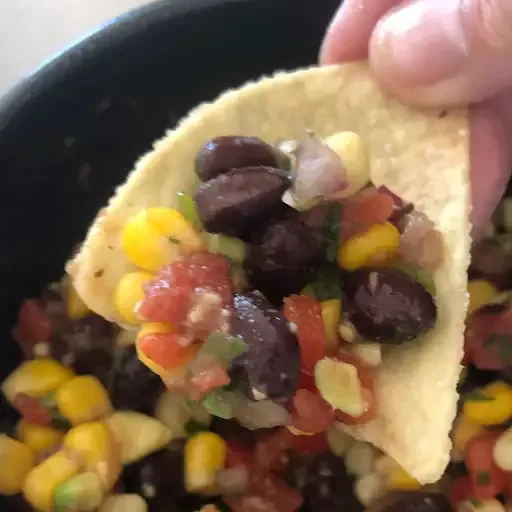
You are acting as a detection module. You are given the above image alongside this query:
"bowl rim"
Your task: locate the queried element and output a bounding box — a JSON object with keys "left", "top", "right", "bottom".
{"left": 0, "top": 0, "right": 245, "bottom": 133}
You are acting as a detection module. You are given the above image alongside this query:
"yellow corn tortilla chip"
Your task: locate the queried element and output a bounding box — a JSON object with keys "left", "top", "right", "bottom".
{"left": 66, "top": 63, "right": 470, "bottom": 483}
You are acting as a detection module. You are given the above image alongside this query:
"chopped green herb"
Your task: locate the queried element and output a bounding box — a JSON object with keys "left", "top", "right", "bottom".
{"left": 169, "top": 237, "right": 181, "bottom": 245}
{"left": 476, "top": 471, "right": 490, "bottom": 486}
{"left": 483, "top": 333, "right": 512, "bottom": 364}
{"left": 310, "top": 264, "right": 342, "bottom": 301}
{"left": 300, "top": 285, "right": 317, "bottom": 299}
{"left": 201, "top": 332, "right": 248, "bottom": 367}
{"left": 323, "top": 203, "right": 342, "bottom": 263}
{"left": 185, "top": 419, "right": 208, "bottom": 436}
{"left": 202, "top": 390, "right": 234, "bottom": 420}
{"left": 466, "top": 389, "right": 493, "bottom": 402}
{"left": 470, "top": 500, "right": 482, "bottom": 508}
{"left": 393, "top": 261, "right": 436, "bottom": 296}
{"left": 204, "top": 233, "right": 246, "bottom": 263}
{"left": 177, "top": 191, "right": 202, "bottom": 230}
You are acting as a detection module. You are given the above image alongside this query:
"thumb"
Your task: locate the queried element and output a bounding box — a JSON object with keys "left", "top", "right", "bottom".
{"left": 369, "top": 0, "right": 512, "bottom": 107}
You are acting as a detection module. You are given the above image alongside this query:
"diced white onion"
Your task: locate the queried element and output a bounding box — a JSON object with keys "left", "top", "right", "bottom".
{"left": 344, "top": 441, "right": 377, "bottom": 478}
{"left": 326, "top": 425, "right": 355, "bottom": 456}
{"left": 493, "top": 426, "right": 512, "bottom": 471}
{"left": 354, "top": 473, "right": 385, "bottom": 507}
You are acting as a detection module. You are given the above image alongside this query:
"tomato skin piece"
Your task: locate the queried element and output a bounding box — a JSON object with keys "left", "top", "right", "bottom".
{"left": 13, "top": 393, "right": 52, "bottom": 426}
{"left": 283, "top": 295, "right": 326, "bottom": 374}
{"left": 226, "top": 471, "right": 303, "bottom": 512}
{"left": 226, "top": 439, "right": 253, "bottom": 469}
{"left": 465, "top": 309, "right": 512, "bottom": 371}
{"left": 291, "top": 389, "right": 335, "bottom": 434}
{"left": 189, "top": 363, "right": 230, "bottom": 396}
{"left": 137, "top": 332, "right": 194, "bottom": 370}
{"left": 14, "top": 299, "right": 52, "bottom": 347}
{"left": 449, "top": 475, "right": 472, "bottom": 505}
{"left": 341, "top": 189, "right": 395, "bottom": 239}
{"left": 465, "top": 431, "right": 506, "bottom": 501}
{"left": 254, "top": 429, "right": 291, "bottom": 472}
{"left": 333, "top": 350, "right": 378, "bottom": 425}
{"left": 139, "top": 252, "right": 233, "bottom": 326}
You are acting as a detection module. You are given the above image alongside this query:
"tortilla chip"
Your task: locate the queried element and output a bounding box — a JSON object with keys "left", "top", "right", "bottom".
{"left": 67, "top": 63, "right": 470, "bottom": 483}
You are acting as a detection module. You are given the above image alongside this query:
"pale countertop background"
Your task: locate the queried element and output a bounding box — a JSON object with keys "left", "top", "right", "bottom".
{"left": 0, "top": 0, "right": 153, "bottom": 97}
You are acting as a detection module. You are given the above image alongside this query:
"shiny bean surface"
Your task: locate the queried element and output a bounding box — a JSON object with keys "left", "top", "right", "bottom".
{"left": 230, "top": 291, "right": 300, "bottom": 404}
{"left": 195, "top": 167, "right": 289, "bottom": 237}
{"left": 194, "top": 136, "right": 284, "bottom": 181}
{"left": 342, "top": 267, "right": 437, "bottom": 344}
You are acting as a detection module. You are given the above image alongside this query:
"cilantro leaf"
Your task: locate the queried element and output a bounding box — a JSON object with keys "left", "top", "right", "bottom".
{"left": 323, "top": 202, "right": 342, "bottom": 263}
{"left": 310, "top": 264, "right": 342, "bottom": 301}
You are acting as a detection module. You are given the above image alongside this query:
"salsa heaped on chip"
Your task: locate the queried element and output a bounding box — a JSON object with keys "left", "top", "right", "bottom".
{"left": 67, "top": 63, "right": 470, "bottom": 484}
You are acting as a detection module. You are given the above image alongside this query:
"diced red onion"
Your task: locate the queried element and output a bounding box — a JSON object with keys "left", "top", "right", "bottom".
{"left": 216, "top": 467, "right": 250, "bottom": 495}
{"left": 399, "top": 211, "right": 445, "bottom": 271}
{"left": 287, "top": 134, "right": 347, "bottom": 209}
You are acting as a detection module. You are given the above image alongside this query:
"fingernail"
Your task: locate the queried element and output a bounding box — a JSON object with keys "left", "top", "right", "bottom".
{"left": 371, "top": 0, "right": 469, "bottom": 87}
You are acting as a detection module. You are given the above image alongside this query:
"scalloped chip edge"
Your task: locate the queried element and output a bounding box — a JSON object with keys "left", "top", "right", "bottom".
{"left": 66, "top": 63, "right": 470, "bottom": 483}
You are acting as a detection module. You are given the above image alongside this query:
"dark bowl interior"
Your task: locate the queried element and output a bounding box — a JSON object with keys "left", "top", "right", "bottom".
{"left": 0, "top": 0, "right": 339, "bottom": 384}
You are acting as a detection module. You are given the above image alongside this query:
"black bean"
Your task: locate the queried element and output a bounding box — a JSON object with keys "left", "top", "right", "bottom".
{"left": 244, "top": 214, "right": 323, "bottom": 305}
{"left": 108, "top": 346, "right": 165, "bottom": 414}
{"left": 284, "top": 452, "right": 363, "bottom": 512}
{"left": 342, "top": 267, "right": 437, "bottom": 344}
{"left": 195, "top": 167, "right": 289, "bottom": 237}
{"left": 367, "top": 492, "right": 453, "bottom": 512}
{"left": 230, "top": 291, "right": 300, "bottom": 404}
{"left": 195, "top": 136, "right": 285, "bottom": 181}
{"left": 122, "top": 442, "right": 217, "bottom": 512}
{"left": 50, "top": 315, "right": 117, "bottom": 386}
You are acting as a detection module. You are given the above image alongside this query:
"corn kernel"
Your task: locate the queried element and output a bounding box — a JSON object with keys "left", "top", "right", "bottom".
{"left": 99, "top": 494, "right": 148, "bottom": 512}
{"left": 324, "top": 132, "right": 370, "bottom": 196}
{"left": 17, "top": 421, "right": 65, "bottom": 457}
{"left": 104, "top": 411, "right": 172, "bottom": 465}
{"left": 23, "top": 451, "right": 80, "bottom": 512}
{"left": 386, "top": 461, "right": 422, "bottom": 490}
{"left": 54, "top": 471, "right": 104, "bottom": 512}
{"left": 66, "top": 280, "right": 90, "bottom": 320}
{"left": 337, "top": 222, "right": 400, "bottom": 271}
{"left": 451, "top": 415, "right": 484, "bottom": 454}
{"left": 147, "top": 207, "right": 204, "bottom": 255}
{"left": 467, "top": 280, "right": 498, "bottom": 316}
{"left": 63, "top": 422, "right": 121, "bottom": 491}
{"left": 122, "top": 208, "right": 204, "bottom": 272}
{"left": 122, "top": 209, "right": 180, "bottom": 272}
{"left": 56, "top": 376, "right": 112, "bottom": 426}
{"left": 463, "top": 381, "right": 512, "bottom": 426}
{"left": 321, "top": 299, "right": 341, "bottom": 352}
{"left": 185, "top": 432, "right": 227, "bottom": 493}
{"left": 114, "top": 271, "right": 155, "bottom": 325}
{"left": 2, "top": 358, "right": 74, "bottom": 403}
{"left": 0, "top": 434, "right": 34, "bottom": 495}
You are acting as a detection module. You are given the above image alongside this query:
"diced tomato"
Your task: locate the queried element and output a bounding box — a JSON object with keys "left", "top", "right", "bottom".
{"left": 138, "top": 332, "right": 197, "bottom": 370}
{"left": 340, "top": 188, "right": 395, "bottom": 239}
{"left": 14, "top": 299, "right": 52, "bottom": 348}
{"left": 254, "top": 429, "right": 291, "bottom": 472}
{"left": 465, "top": 431, "right": 506, "bottom": 501}
{"left": 449, "top": 474, "right": 472, "bottom": 505}
{"left": 283, "top": 429, "right": 329, "bottom": 454}
{"left": 333, "top": 350, "right": 378, "bottom": 425}
{"left": 283, "top": 295, "right": 326, "bottom": 374}
{"left": 298, "top": 371, "right": 318, "bottom": 393}
{"left": 226, "top": 471, "right": 303, "bottom": 512}
{"left": 291, "top": 389, "right": 335, "bottom": 434}
{"left": 226, "top": 439, "right": 253, "bottom": 469}
{"left": 13, "top": 393, "right": 52, "bottom": 426}
{"left": 189, "top": 362, "right": 230, "bottom": 397}
{"left": 139, "top": 252, "right": 233, "bottom": 326}
{"left": 465, "top": 308, "right": 512, "bottom": 371}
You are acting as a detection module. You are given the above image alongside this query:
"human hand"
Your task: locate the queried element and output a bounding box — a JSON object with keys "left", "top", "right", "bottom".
{"left": 320, "top": 0, "right": 512, "bottom": 237}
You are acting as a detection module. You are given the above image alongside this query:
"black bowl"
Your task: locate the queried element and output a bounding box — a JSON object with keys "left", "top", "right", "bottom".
{"left": 0, "top": 0, "right": 339, "bottom": 381}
